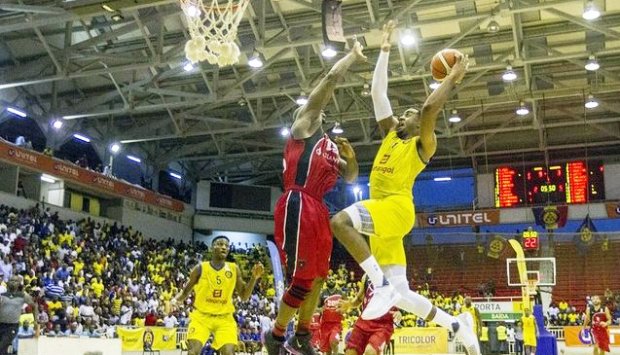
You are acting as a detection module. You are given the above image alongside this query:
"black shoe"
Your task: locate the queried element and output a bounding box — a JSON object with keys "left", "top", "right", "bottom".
{"left": 263, "top": 331, "right": 284, "bottom": 355}
{"left": 284, "top": 333, "right": 318, "bottom": 355}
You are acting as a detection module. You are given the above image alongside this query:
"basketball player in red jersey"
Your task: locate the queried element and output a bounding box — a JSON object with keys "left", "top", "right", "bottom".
{"left": 263, "top": 41, "right": 365, "bottom": 355}
{"left": 585, "top": 295, "right": 612, "bottom": 354}
{"left": 318, "top": 278, "right": 345, "bottom": 355}
{"left": 310, "top": 312, "right": 322, "bottom": 349}
{"left": 340, "top": 274, "right": 397, "bottom": 355}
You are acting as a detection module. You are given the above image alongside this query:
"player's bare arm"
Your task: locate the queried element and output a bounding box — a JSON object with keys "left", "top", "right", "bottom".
{"left": 235, "top": 262, "right": 264, "bottom": 301}
{"left": 417, "top": 54, "right": 469, "bottom": 162}
{"left": 292, "top": 42, "right": 366, "bottom": 140}
{"left": 174, "top": 264, "right": 201, "bottom": 304}
{"left": 372, "top": 20, "right": 398, "bottom": 136}
{"left": 338, "top": 275, "right": 366, "bottom": 313}
{"left": 335, "top": 137, "right": 359, "bottom": 183}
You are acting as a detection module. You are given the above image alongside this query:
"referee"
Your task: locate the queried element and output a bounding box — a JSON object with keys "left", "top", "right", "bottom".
{"left": 0, "top": 276, "right": 38, "bottom": 355}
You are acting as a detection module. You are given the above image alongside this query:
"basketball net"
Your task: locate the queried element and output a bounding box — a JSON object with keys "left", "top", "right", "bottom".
{"left": 179, "top": 0, "right": 250, "bottom": 67}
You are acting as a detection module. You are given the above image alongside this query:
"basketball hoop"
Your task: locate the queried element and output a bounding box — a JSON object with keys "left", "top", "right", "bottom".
{"left": 179, "top": 0, "right": 250, "bottom": 67}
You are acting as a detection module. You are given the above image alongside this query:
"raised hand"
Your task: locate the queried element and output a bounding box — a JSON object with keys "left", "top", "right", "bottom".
{"left": 449, "top": 53, "right": 469, "bottom": 84}
{"left": 251, "top": 262, "right": 265, "bottom": 279}
{"left": 350, "top": 40, "right": 367, "bottom": 62}
{"left": 382, "top": 20, "right": 396, "bottom": 52}
{"left": 334, "top": 137, "right": 356, "bottom": 161}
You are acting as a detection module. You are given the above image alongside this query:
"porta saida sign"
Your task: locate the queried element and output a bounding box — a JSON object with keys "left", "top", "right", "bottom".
{"left": 473, "top": 301, "right": 523, "bottom": 321}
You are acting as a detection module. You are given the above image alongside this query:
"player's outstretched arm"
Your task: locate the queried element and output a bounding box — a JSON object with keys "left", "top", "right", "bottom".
{"left": 335, "top": 137, "right": 358, "bottom": 183}
{"left": 174, "top": 264, "right": 201, "bottom": 304}
{"left": 291, "top": 42, "right": 366, "bottom": 140}
{"left": 417, "top": 54, "right": 468, "bottom": 162}
{"left": 372, "top": 20, "right": 398, "bottom": 135}
{"left": 235, "top": 262, "right": 264, "bottom": 301}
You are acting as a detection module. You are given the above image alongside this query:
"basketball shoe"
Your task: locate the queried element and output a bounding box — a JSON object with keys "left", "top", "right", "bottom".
{"left": 361, "top": 281, "right": 401, "bottom": 320}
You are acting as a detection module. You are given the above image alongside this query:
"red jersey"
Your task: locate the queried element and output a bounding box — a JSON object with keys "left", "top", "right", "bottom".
{"left": 282, "top": 132, "right": 340, "bottom": 198}
{"left": 590, "top": 306, "right": 609, "bottom": 329}
{"left": 359, "top": 277, "right": 395, "bottom": 327}
{"left": 321, "top": 290, "right": 343, "bottom": 324}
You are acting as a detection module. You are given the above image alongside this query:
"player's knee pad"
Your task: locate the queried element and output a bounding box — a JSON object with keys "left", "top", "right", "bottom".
{"left": 282, "top": 278, "right": 313, "bottom": 308}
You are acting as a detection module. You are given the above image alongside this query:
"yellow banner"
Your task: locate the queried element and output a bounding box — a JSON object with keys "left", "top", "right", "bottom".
{"left": 564, "top": 326, "right": 620, "bottom": 347}
{"left": 393, "top": 327, "right": 448, "bottom": 354}
{"left": 117, "top": 327, "right": 145, "bottom": 351}
{"left": 117, "top": 327, "right": 177, "bottom": 351}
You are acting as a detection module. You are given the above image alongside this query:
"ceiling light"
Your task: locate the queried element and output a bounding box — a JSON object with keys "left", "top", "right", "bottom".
{"left": 73, "top": 133, "right": 91, "bottom": 143}
{"left": 111, "top": 13, "right": 124, "bottom": 22}
{"left": 296, "top": 93, "right": 308, "bottom": 106}
{"left": 169, "top": 172, "right": 182, "bottom": 180}
{"left": 127, "top": 155, "right": 141, "bottom": 163}
{"left": 584, "top": 55, "right": 600, "bottom": 71}
{"left": 582, "top": 0, "right": 601, "bottom": 20}
{"left": 101, "top": 4, "right": 115, "bottom": 12}
{"left": 502, "top": 66, "right": 517, "bottom": 82}
{"left": 321, "top": 47, "right": 337, "bottom": 58}
{"left": 238, "top": 98, "right": 246, "bottom": 106}
{"left": 7, "top": 107, "right": 27, "bottom": 117}
{"left": 585, "top": 94, "right": 599, "bottom": 109}
{"left": 433, "top": 177, "right": 452, "bottom": 182}
{"left": 429, "top": 81, "right": 440, "bottom": 90}
{"left": 184, "top": 4, "right": 201, "bottom": 18}
{"left": 352, "top": 185, "right": 361, "bottom": 194}
{"left": 248, "top": 52, "right": 263, "bottom": 68}
{"left": 52, "top": 120, "right": 63, "bottom": 129}
{"left": 40, "top": 174, "right": 56, "bottom": 183}
{"left": 361, "top": 84, "right": 371, "bottom": 97}
{"left": 183, "top": 62, "right": 194, "bottom": 72}
{"left": 400, "top": 29, "right": 416, "bottom": 46}
{"left": 487, "top": 20, "right": 500, "bottom": 33}
{"left": 448, "top": 110, "right": 461, "bottom": 123}
{"left": 110, "top": 142, "right": 121, "bottom": 154}
{"left": 332, "top": 122, "right": 344, "bottom": 134}
{"left": 516, "top": 101, "right": 530, "bottom": 116}
{"left": 280, "top": 127, "right": 290, "bottom": 137}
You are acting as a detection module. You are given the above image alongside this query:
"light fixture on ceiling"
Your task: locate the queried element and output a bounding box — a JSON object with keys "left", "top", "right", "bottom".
{"left": 487, "top": 20, "right": 500, "bottom": 33}
{"left": 238, "top": 98, "right": 246, "bottom": 106}
{"left": 584, "top": 55, "right": 600, "bottom": 71}
{"left": 40, "top": 174, "right": 57, "bottom": 183}
{"left": 73, "top": 133, "right": 91, "bottom": 143}
{"left": 183, "top": 62, "right": 194, "bottom": 72}
{"left": 127, "top": 155, "right": 141, "bottom": 163}
{"left": 248, "top": 51, "right": 263, "bottom": 68}
{"left": 111, "top": 13, "right": 124, "bottom": 22}
{"left": 52, "top": 119, "right": 63, "bottom": 130}
{"left": 7, "top": 107, "right": 27, "bottom": 117}
{"left": 296, "top": 93, "right": 308, "bottom": 106}
{"left": 110, "top": 142, "right": 121, "bottom": 154}
{"left": 582, "top": 0, "right": 601, "bottom": 20}
{"left": 585, "top": 94, "right": 599, "bottom": 109}
{"left": 332, "top": 122, "right": 344, "bottom": 134}
{"left": 448, "top": 110, "right": 461, "bottom": 123}
{"left": 400, "top": 28, "right": 416, "bottom": 46}
{"left": 433, "top": 177, "right": 452, "bottom": 182}
{"left": 429, "top": 81, "right": 440, "bottom": 90}
{"left": 502, "top": 65, "right": 517, "bottom": 82}
{"left": 184, "top": 4, "right": 201, "bottom": 18}
{"left": 361, "top": 84, "right": 371, "bottom": 97}
{"left": 516, "top": 101, "right": 530, "bottom": 116}
{"left": 280, "top": 127, "right": 290, "bottom": 137}
{"left": 101, "top": 4, "right": 115, "bottom": 12}
{"left": 169, "top": 171, "right": 182, "bottom": 180}
{"left": 321, "top": 46, "right": 338, "bottom": 58}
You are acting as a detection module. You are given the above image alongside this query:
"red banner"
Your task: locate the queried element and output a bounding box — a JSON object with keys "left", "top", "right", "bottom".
{"left": 417, "top": 209, "right": 500, "bottom": 227}
{"left": 0, "top": 140, "right": 184, "bottom": 212}
{"left": 606, "top": 202, "right": 620, "bottom": 218}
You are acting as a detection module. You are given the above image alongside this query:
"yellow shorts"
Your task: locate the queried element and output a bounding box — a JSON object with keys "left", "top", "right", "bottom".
{"left": 523, "top": 332, "right": 537, "bottom": 347}
{"left": 188, "top": 310, "right": 238, "bottom": 349}
{"left": 349, "top": 195, "right": 415, "bottom": 266}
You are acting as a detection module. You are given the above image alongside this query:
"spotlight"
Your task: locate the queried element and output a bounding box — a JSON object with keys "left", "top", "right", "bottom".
{"left": 73, "top": 133, "right": 91, "bottom": 143}
{"left": 280, "top": 127, "right": 290, "bottom": 137}
{"left": 585, "top": 55, "right": 600, "bottom": 71}
{"left": 111, "top": 13, "right": 124, "bottom": 22}
{"left": 433, "top": 177, "right": 452, "bottom": 182}
{"left": 296, "top": 93, "right": 308, "bottom": 106}
{"left": 184, "top": 4, "right": 201, "bottom": 18}
{"left": 169, "top": 172, "right": 182, "bottom": 180}
{"left": 429, "top": 81, "right": 441, "bottom": 91}
{"left": 101, "top": 4, "right": 115, "bottom": 12}
{"left": 332, "top": 122, "right": 344, "bottom": 134}
{"left": 183, "top": 62, "right": 194, "bottom": 72}
{"left": 127, "top": 155, "right": 141, "bottom": 163}
{"left": 582, "top": 0, "right": 601, "bottom": 20}
{"left": 248, "top": 52, "right": 263, "bottom": 68}
{"left": 322, "top": 47, "right": 337, "bottom": 58}
{"left": 400, "top": 29, "right": 416, "bottom": 46}
{"left": 516, "top": 101, "right": 530, "bottom": 116}
{"left": 7, "top": 107, "right": 27, "bottom": 117}
{"left": 52, "top": 120, "right": 63, "bottom": 130}
{"left": 448, "top": 110, "right": 461, "bottom": 123}
{"left": 110, "top": 142, "right": 121, "bottom": 154}
{"left": 585, "top": 94, "right": 599, "bottom": 109}
{"left": 40, "top": 174, "right": 56, "bottom": 183}
{"left": 502, "top": 66, "right": 517, "bottom": 82}
{"left": 487, "top": 20, "right": 500, "bottom": 33}
{"left": 352, "top": 185, "right": 361, "bottom": 195}
{"left": 360, "top": 84, "right": 371, "bottom": 97}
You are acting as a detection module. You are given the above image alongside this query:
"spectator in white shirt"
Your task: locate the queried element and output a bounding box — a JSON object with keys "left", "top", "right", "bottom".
{"left": 163, "top": 314, "right": 178, "bottom": 328}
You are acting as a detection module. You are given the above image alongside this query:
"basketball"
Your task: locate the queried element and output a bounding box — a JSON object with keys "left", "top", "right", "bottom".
{"left": 431, "top": 49, "right": 463, "bottom": 82}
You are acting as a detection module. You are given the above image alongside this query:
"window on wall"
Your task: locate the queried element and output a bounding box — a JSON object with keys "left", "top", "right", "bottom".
{"left": 413, "top": 168, "right": 475, "bottom": 211}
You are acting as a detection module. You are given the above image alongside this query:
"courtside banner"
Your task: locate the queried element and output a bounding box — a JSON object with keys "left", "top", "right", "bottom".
{"left": 564, "top": 326, "right": 620, "bottom": 347}
{"left": 117, "top": 327, "right": 145, "bottom": 351}
{"left": 393, "top": 327, "right": 448, "bottom": 354}
{"left": 0, "top": 139, "right": 184, "bottom": 212}
{"left": 152, "top": 327, "right": 177, "bottom": 350}
{"left": 417, "top": 210, "right": 500, "bottom": 227}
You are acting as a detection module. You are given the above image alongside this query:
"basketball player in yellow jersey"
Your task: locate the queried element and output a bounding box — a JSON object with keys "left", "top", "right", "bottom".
{"left": 174, "top": 236, "right": 264, "bottom": 355}
{"left": 330, "top": 21, "right": 479, "bottom": 355}
{"left": 462, "top": 297, "right": 482, "bottom": 338}
{"left": 521, "top": 308, "right": 538, "bottom": 355}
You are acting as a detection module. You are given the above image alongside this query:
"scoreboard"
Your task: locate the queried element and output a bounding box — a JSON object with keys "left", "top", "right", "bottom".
{"left": 495, "top": 161, "right": 604, "bottom": 207}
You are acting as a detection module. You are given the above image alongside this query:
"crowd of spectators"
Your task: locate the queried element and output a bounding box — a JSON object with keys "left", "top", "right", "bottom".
{"left": 0, "top": 202, "right": 274, "bottom": 354}
{"left": 548, "top": 291, "right": 620, "bottom": 326}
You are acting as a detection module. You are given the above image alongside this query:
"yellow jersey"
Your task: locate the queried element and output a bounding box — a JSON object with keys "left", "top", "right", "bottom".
{"left": 522, "top": 315, "right": 536, "bottom": 334}
{"left": 369, "top": 132, "right": 426, "bottom": 200}
{"left": 193, "top": 261, "right": 237, "bottom": 315}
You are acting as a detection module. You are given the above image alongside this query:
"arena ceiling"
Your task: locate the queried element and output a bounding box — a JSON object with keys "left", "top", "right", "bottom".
{"left": 1, "top": 0, "right": 620, "bottom": 185}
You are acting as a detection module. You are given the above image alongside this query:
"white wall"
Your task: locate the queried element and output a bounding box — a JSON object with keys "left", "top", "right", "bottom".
{"left": 195, "top": 230, "right": 267, "bottom": 246}
{"left": 39, "top": 180, "right": 65, "bottom": 207}
{"left": 605, "top": 163, "right": 620, "bottom": 200}
{"left": 194, "top": 214, "right": 274, "bottom": 235}
{"left": 476, "top": 173, "right": 495, "bottom": 208}
{"left": 121, "top": 207, "right": 193, "bottom": 242}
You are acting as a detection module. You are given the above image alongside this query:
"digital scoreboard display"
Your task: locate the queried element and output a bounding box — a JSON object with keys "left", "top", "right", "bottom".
{"left": 494, "top": 161, "right": 604, "bottom": 207}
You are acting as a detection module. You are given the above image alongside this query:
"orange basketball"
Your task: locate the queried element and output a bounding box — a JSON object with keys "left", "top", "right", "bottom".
{"left": 431, "top": 49, "right": 463, "bottom": 82}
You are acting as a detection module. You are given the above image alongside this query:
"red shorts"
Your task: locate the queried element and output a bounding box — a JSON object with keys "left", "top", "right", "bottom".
{"left": 346, "top": 320, "right": 394, "bottom": 355}
{"left": 274, "top": 190, "right": 332, "bottom": 280}
{"left": 319, "top": 322, "right": 342, "bottom": 352}
{"left": 592, "top": 327, "right": 610, "bottom": 352}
